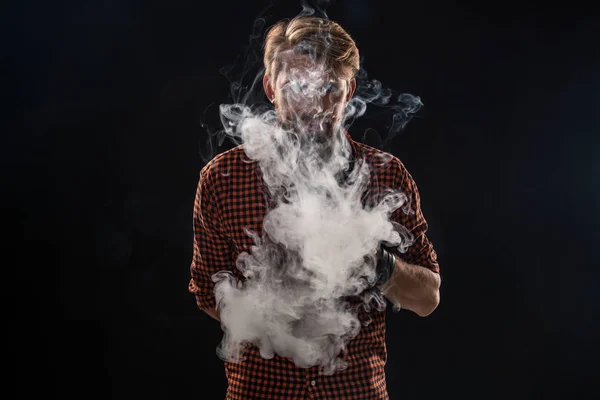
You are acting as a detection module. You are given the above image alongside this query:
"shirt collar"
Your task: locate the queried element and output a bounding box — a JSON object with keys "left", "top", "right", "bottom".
{"left": 341, "top": 128, "right": 362, "bottom": 162}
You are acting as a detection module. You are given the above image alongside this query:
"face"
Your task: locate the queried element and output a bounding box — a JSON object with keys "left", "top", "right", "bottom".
{"left": 264, "top": 52, "right": 356, "bottom": 142}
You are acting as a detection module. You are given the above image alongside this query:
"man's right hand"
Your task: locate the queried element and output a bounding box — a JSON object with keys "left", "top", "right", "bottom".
{"left": 203, "top": 307, "right": 221, "bottom": 322}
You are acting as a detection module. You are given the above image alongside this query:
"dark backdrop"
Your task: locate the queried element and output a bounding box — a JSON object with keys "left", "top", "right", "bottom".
{"left": 7, "top": 0, "right": 599, "bottom": 399}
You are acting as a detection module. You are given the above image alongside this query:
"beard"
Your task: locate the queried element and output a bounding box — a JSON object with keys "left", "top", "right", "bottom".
{"left": 279, "top": 115, "right": 339, "bottom": 162}
{"left": 280, "top": 113, "right": 339, "bottom": 142}
{"left": 281, "top": 113, "right": 331, "bottom": 131}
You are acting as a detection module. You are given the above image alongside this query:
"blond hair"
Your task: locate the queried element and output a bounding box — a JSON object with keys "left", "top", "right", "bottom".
{"left": 263, "top": 16, "right": 360, "bottom": 81}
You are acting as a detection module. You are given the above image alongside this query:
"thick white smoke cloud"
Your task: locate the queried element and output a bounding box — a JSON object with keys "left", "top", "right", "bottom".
{"left": 207, "top": 6, "right": 422, "bottom": 376}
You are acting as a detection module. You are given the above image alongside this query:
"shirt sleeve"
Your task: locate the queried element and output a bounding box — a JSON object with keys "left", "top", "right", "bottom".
{"left": 388, "top": 161, "right": 440, "bottom": 273}
{"left": 188, "top": 166, "right": 234, "bottom": 311}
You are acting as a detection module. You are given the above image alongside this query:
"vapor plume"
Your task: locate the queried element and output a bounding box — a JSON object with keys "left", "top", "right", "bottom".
{"left": 205, "top": 4, "right": 422, "bottom": 376}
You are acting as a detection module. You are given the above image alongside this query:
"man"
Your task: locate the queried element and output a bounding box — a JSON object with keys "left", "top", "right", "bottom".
{"left": 189, "top": 15, "right": 441, "bottom": 400}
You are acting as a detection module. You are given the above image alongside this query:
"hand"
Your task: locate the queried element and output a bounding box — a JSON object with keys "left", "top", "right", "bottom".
{"left": 374, "top": 246, "right": 396, "bottom": 287}
{"left": 357, "top": 245, "right": 396, "bottom": 290}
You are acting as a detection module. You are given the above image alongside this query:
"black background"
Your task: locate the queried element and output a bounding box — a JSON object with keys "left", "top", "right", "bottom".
{"left": 7, "top": 0, "right": 599, "bottom": 399}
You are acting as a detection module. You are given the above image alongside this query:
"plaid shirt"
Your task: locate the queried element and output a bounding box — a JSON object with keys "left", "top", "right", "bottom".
{"left": 189, "top": 130, "right": 439, "bottom": 400}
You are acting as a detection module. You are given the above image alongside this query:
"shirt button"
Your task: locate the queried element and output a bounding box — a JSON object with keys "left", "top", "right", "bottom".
{"left": 311, "top": 380, "right": 316, "bottom": 386}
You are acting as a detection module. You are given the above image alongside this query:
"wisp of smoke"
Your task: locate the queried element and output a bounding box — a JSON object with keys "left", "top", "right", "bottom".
{"left": 206, "top": 4, "right": 422, "bottom": 376}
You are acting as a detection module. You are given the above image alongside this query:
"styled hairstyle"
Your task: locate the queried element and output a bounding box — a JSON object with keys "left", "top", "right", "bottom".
{"left": 263, "top": 16, "right": 360, "bottom": 81}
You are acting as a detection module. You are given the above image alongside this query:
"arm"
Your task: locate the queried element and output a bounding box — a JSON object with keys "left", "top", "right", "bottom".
{"left": 379, "top": 160, "right": 441, "bottom": 317}
{"left": 379, "top": 258, "right": 440, "bottom": 317}
{"left": 188, "top": 165, "right": 231, "bottom": 323}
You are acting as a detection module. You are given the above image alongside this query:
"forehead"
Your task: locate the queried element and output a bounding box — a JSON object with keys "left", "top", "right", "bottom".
{"left": 275, "top": 51, "right": 340, "bottom": 84}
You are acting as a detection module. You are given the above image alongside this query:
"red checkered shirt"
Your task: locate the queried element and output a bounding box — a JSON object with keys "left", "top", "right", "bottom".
{"left": 189, "top": 130, "right": 440, "bottom": 400}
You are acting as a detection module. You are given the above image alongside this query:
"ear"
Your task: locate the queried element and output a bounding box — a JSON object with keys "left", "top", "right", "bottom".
{"left": 346, "top": 78, "right": 356, "bottom": 104}
{"left": 263, "top": 74, "right": 275, "bottom": 102}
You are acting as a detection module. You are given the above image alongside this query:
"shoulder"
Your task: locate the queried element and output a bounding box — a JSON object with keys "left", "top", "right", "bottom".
{"left": 354, "top": 141, "right": 409, "bottom": 184}
{"left": 200, "top": 144, "right": 254, "bottom": 181}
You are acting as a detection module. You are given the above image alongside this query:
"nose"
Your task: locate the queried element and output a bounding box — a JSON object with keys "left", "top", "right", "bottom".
{"left": 288, "top": 93, "right": 325, "bottom": 116}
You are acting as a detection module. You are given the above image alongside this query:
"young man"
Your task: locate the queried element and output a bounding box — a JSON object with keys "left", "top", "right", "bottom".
{"left": 189, "top": 15, "right": 441, "bottom": 400}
